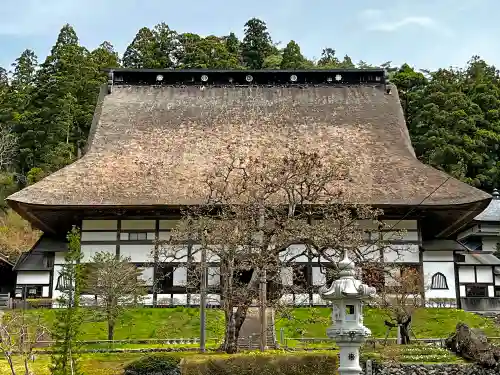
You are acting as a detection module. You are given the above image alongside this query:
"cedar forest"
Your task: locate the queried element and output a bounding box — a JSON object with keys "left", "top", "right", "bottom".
{"left": 0, "top": 19, "right": 499, "bottom": 257}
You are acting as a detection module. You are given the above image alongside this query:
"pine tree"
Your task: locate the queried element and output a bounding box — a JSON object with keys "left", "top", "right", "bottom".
{"left": 241, "top": 18, "right": 273, "bottom": 69}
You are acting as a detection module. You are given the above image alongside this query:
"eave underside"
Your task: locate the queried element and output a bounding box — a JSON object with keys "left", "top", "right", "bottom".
{"left": 9, "top": 199, "right": 490, "bottom": 240}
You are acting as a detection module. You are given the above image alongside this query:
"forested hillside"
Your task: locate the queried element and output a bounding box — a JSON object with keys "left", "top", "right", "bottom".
{"left": 0, "top": 18, "right": 499, "bottom": 256}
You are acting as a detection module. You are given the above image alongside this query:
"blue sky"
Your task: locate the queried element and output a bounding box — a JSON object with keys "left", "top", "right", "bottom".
{"left": 1, "top": 0, "right": 498, "bottom": 71}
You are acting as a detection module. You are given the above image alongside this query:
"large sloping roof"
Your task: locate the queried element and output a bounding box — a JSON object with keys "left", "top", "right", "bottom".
{"left": 6, "top": 69, "right": 490, "bottom": 229}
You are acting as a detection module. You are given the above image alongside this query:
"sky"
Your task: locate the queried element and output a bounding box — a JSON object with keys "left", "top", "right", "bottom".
{"left": 1, "top": 0, "right": 498, "bottom": 71}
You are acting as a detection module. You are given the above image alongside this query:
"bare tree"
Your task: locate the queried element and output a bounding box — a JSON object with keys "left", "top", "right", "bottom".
{"left": 377, "top": 265, "right": 424, "bottom": 345}
{"left": 0, "top": 127, "right": 17, "bottom": 170}
{"left": 84, "top": 252, "right": 147, "bottom": 341}
{"left": 158, "top": 149, "right": 402, "bottom": 353}
{"left": 0, "top": 310, "right": 49, "bottom": 375}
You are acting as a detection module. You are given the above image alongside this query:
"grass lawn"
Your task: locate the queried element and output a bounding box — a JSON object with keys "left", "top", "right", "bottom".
{"left": 14, "top": 306, "right": 500, "bottom": 348}
{"left": 274, "top": 307, "right": 500, "bottom": 339}
{"left": 30, "top": 306, "right": 225, "bottom": 341}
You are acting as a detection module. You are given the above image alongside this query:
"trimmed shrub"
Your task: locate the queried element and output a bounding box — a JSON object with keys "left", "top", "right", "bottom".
{"left": 123, "top": 353, "right": 181, "bottom": 375}
{"left": 182, "top": 352, "right": 338, "bottom": 375}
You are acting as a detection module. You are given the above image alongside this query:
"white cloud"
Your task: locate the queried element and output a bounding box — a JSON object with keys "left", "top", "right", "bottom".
{"left": 359, "top": 8, "right": 453, "bottom": 37}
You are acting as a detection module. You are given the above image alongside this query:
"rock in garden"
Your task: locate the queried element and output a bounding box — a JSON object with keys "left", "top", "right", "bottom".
{"left": 445, "top": 322, "right": 500, "bottom": 368}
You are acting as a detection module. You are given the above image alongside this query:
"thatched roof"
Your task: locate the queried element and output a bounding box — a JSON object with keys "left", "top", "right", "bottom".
{"left": 6, "top": 69, "right": 490, "bottom": 232}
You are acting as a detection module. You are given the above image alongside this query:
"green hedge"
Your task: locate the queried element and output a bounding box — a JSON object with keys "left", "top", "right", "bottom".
{"left": 123, "top": 353, "right": 181, "bottom": 375}
{"left": 182, "top": 352, "right": 338, "bottom": 375}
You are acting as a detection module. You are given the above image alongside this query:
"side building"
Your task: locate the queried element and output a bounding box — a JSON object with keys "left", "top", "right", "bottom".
{"left": 6, "top": 69, "right": 493, "bottom": 309}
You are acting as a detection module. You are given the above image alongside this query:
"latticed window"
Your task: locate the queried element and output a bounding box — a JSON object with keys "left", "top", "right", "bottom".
{"left": 430, "top": 272, "right": 448, "bottom": 290}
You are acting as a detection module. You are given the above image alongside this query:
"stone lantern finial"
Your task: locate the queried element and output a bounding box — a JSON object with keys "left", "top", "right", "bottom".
{"left": 493, "top": 188, "right": 499, "bottom": 199}
{"left": 320, "top": 252, "right": 376, "bottom": 375}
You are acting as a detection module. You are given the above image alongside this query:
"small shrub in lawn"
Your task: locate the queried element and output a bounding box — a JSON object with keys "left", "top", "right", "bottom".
{"left": 182, "top": 352, "right": 338, "bottom": 375}
{"left": 123, "top": 354, "right": 181, "bottom": 375}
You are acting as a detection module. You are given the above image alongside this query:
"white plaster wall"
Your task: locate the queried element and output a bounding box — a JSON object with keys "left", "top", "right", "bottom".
{"left": 459, "top": 285, "right": 466, "bottom": 297}
{"left": 423, "top": 251, "right": 453, "bottom": 262}
{"left": 495, "top": 276, "right": 500, "bottom": 286}
{"left": 81, "top": 244, "right": 116, "bottom": 262}
{"left": 482, "top": 238, "right": 499, "bottom": 252}
{"left": 207, "top": 294, "right": 221, "bottom": 305}
{"left": 42, "top": 286, "right": 50, "bottom": 297}
{"left": 458, "top": 267, "right": 475, "bottom": 283}
{"left": 281, "top": 267, "right": 293, "bottom": 286}
{"left": 55, "top": 252, "right": 66, "bottom": 265}
{"left": 82, "top": 220, "right": 117, "bottom": 231}
{"left": 383, "top": 244, "right": 419, "bottom": 263}
{"left": 489, "top": 285, "right": 495, "bottom": 297}
{"left": 81, "top": 232, "right": 116, "bottom": 241}
{"left": 121, "top": 220, "right": 155, "bottom": 230}
{"left": 139, "top": 267, "right": 154, "bottom": 284}
{"left": 280, "top": 245, "right": 308, "bottom": 262}
{"left": 476, "top": 267, "right": 493, "bottom": 283}
{"left": 160, "top": 245, "right": 188, "bottom": 262}
{"left": 17, "top": 271, "right": 50, "bottom": 285}
{"left": 207, "top": 267, "right": 220, "bottom": 286}
{"left": 120, "top": 244, "right": 155, "bottom": 262}
{"left": 423, "top": 262, "right": 456, "bottom": 299}
{"left": 312, "top": 266, "right": 326, "bottom": 286}
{"left": 173, "top": 267, "right": 187, "bottom": 286}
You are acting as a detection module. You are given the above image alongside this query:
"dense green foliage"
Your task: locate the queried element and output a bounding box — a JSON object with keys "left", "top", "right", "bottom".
{"left": 0, "top": 19, "right": 499, "bottom": 200}
{"left": 123, "top": 354, "right": 181, "bottom": 375}
{"left": 50, "top": 227, "right": 85, "bottom": 375}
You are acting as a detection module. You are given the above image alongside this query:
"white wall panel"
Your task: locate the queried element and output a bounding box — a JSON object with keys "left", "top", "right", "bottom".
{"left": 81, "top": 244, "right": 116, "bottom": 262}
{"left": 139, "top": 267, "right": 154, "bottom": 284}
{"left": 312, "top": 294, "right": 326, "bottom": 305}
{"left": 423, "top": 262, "right": 456, "bottom": 299}
{"left": 489, "top": 285, "right": 495, "bottom": 298}
{"left": 280, "top": 245, "right": 308, "bottom": 262}
{"left": 423, "top": 251, "right": 453, "bottom": 262}
{"left": 120, "top": 244, "right": 154, "bottom": 262}
{"left": 121, "top": 220, "right": 155, "bottom": 230}
{"left": 207, "top": 294, "right": 221, "bottom": 305}
{"left": 173, "top": 267, "right": 187, "bottom": 286}
{"left": 280, "top": 294, "right": 294, "bottom": 305}
{"left": 172, "top": 294, "right": 187, "bottom": 304}
{"left": 42, "top": 286, "right": 50, "bottom": 297}
{"left": 383, "top": 245, "right": 419, "bottom": 263}
{"left": 458, "top": 267, "right": 475, "bottom": 283}
{"left": 495, "top": 276, "right": 500, "bottom": 286}
{"left": 312, "top": 267, "right": 326, "bottom": 286}
{"left": 81, "top": 232, "right": 116, "bottom": 242}
{"left": 82, "top": 220, "right": 117, "bottom": 231}
{"left": 207, "top": 267, "right": 220, "bottom": 286}
{"left": 17, "top": 271, "right": 50, "bottom": 285}
{"left": 476, "top": 267, "right": 493, "bottom": 283}
{"left": 281, "top": 267, "right": 293, "bottom": 286}
{"left": 295, "top": 294, "right": 309, "bottom": 305}
{"left": 460, "top": 285, "right": 466, "bottom": 297}
{"left": 482, "top": 238, "right": 499, "bottom": 252}
{"left": 54, "top": 252, "right": 66, "bottom": 265}
{"left": 160, "top": 245, "right": 188, "bottom": 262}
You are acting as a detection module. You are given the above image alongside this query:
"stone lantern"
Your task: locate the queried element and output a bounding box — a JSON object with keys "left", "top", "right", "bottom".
{"left": 319, "top": 252, "right": 376, "bottom": 375}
